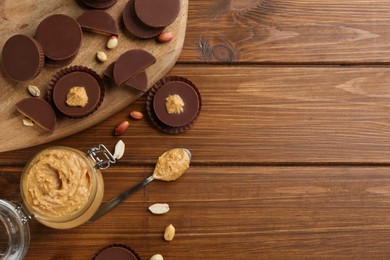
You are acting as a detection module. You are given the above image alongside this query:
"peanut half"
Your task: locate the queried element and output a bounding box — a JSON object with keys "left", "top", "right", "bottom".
{"left": 114, "top": 121, "right": 129, "bottom": 136}
{"left": 22, "top": 118, "right": 34, "bottom": 127}
{"left": 28, "top": 85, "right": 40, "bottom": 97}
{"left": 113, "top": 140, "right": 125, "bottom": 160}
{"left": 148, "top": 203, "right": 170, "bottom": 215}
{"left": 150, "top": 254, "right": 164, "bottom": 260}
{"left": 164, "top": 224, "right": 175, "bottom": 241}
{"left": 107, "top": 36, "right": 118, "bottom": 49}
{"left": 130, "top": 111, "right": 144, "bottom": 120}
{"left": 96, "top": 51, "right": 107, "bottom": 62}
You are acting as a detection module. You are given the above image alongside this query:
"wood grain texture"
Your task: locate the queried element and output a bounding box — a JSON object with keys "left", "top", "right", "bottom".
{"left": 3, "top": 66, "right": 390, "bottom": 164}
{"left": 0, "top": 0, "right": 188, "bottom": 153}
{"left": 180, "top": 0, "right": 390, "bottom": 63}
{"left": 2, "top": 166, "right": 390, "bottom": 259}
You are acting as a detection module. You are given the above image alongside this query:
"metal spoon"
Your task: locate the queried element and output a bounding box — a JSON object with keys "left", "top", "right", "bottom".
{"left": 88, "top": 148, "right": 191, "bottom": 223}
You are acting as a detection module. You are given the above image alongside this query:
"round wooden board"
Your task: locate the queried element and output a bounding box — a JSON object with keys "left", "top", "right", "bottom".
{"left": 0, "top": 0, "right": 188, "bottom": 153}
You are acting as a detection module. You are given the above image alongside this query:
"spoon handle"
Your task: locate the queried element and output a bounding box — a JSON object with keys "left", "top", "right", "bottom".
{"left": 88, "top": 175, "right": 154, "bottom": 223}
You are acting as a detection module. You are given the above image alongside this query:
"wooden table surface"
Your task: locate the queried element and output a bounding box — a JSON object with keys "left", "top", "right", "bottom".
{"left": 3, "top": 0, "right": 390, "bottom": 259}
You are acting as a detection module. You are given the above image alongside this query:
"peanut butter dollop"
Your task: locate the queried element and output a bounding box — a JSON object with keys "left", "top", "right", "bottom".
{"left": 152, "top": 148, "right": 190, "bottom": 181}
{"left": 165, "top": 94, "right": 184, "bottom": 114}
{"left": 66, "top": 86, "right": 88, "bottom": 107}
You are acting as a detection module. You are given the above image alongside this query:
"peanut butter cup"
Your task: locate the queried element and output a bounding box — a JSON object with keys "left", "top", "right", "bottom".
{"left": 123, "top": 0, "right": 164, "bottom": 39}
{"left": 79, "top": 0, "right": 118, "bottom": 10}
{"left": 93, "top": 244, "right": 140, "bottom": 260}
{"left": 147, "top": 76, "right": 202, "bottom": 134}
{"left": 47, "top": 66, "right": 105, "bottom": 118}
{"left": 2, "top": 34, "right": 44, "bottom": 81}
{"left": 77, "top": 10, "right": 119, "bottom": 36}
{"left": 35, "top": 14, "right": 82, "bottom": 65}
{"left": 135, "top": 0, "right": 180, "bottom": 28}
{"left": 104, "top": 62, "right": 148, "bottom": 92}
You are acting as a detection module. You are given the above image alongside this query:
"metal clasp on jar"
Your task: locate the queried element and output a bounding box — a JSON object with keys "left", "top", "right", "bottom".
{"left": 87, "top": 144, "right": 116, "bottom": 170}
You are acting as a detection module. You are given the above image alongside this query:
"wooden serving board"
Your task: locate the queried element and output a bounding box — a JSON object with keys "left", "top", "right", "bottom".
{"left": 0, "top": 0, "right": 188, "bottom": 153}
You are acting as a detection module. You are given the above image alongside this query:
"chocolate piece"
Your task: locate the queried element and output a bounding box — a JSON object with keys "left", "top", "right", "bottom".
{"left": 135, "top": 0, "right": 180, "bottom": 28}
{"left": 2, "top": 34, "right": 44, "bottom": 81}
{"left": 48, "top": 66, "right": 105, "bottom": 118}
{"left": 77, "top": 10, "right": 119, "bottom": 36}
{"left": 93, "top": 244, "right": 140, "bottom": 260}
{"left": 123, "top": 0, "right": 164, "bottom": 39}
{"left": 79, "top": 0, "right": 118, "bottom": 10}
{"left": 104, "top": 62, "right": 148, "bottom": 92}
{"left": 113, "top": 49, "right": 155, "bottom": 86}
{"left": 35, "top": 14, "right": 82, "bottom": 65}
{"left": 16, "top": 98, "right": 56, "bottom": 132}
{"left": 147, "top": 76, "right": 202, "bottom": 134}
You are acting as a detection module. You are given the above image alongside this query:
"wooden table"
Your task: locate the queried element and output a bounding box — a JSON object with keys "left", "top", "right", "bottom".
{"left": 3, "top": 0, "right": 390, "bottom": 259}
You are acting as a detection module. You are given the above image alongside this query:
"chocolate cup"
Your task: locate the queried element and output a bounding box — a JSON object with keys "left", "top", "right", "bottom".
{"left": 2, "top": 35, "right": 44, "bottom": 81}
{"left": 93, "top": 244, "right": 141, "bottom": 260}
{"left": 35, "top": 14, "right": 82, "bottom": 63}
{"left": 147, "top": 76, "right": 202, "bottom": 134}
{"left": 47, "top": 66, "right": 105, "bottom": 118}
{"left": 123, "top": 0, "right": 164, "bottom": 39}
{"left": 79, "top": 0, "right": 118, "bottom": 9}
{"left": 134, "top": 0, "right": 180, "bottom": 28}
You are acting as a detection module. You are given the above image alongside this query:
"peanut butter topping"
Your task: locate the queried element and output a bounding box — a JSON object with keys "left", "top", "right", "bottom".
{"left": 152, "top": 148, "right": 190, "bottom": 181}
{"left": 23, "top": 148, "right": 92, "bottom": 217}
{"left": 66, "top": 86, "right": 88, "bottom": 107}
{"left": 165, "top": 94, "right": 184, "bottom": 114}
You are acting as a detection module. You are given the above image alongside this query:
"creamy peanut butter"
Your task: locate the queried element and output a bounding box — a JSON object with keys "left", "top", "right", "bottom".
{"left": 23, "top": 148, "right": 92, "bottom": 218}
{"left": 165, "top": 94, "right": 184, "bottom": 114}
{"left": 152, "top": 148, "right": 190, "bottom": 181}
{"left": 66, "top": 86, "right": 88, "bottom": 107}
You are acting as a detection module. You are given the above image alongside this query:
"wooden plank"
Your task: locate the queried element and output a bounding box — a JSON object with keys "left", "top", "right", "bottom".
{"left": 2, "top": 65, "right": 390, "bottom": 164}
{"left": 180, "top": 0, "right": 390, "bottom": 63}
{"left": 3, "top": 166, "right": 390, "bottom": 259}
{"left": 0, "top": 0, "right": 188, "bottom": 153}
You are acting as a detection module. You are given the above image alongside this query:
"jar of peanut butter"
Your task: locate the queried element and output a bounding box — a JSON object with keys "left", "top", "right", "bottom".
{"left": 0, "top": 144, "right": 116, "bottom": 259}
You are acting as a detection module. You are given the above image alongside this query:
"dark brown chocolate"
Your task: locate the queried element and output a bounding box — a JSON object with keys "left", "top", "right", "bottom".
{"left": 35, "top": 14, "right": 82, "bottom": 65}
{"left": 135, "top": 0, "right": 180, "bottom": 28}
{"left": 16, "top": 98, "right": 56, "bottom": 132}
{"left": 104, "top": 62, "right": 148, "bottom": 92}
{"left": 2, "top": 34, "right": 44, "bottom": 81}
{"left": 77, "top": 10, "right": 119, "bottom": 36}
{"left": 113, "top": 49, "right": 155, "bottom": 86}
{"left": 93, "top": 244, "right": 140, "bottom": 260}
{"left": 147, "top": 76, "right": 202, "bottom": 134}
{"left": 79, "top": 0, "right": 118, "bottom": 10}
{"left": 123, "top": 0, "right": 164, "bottom": 39}
{"left": 48, "top": 66, "right": 105, "bottom": 118}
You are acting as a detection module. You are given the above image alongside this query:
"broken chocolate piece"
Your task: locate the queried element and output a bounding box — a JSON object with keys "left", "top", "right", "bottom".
{"left": 113, "top": 49, "right": 155, "bottom": 86}
{"left": 104, "top": 62, "right": 148, "bottom": 92}
{"left": 134, "top": 0, "right": 180, "bottom": 28}
{"left": 77, "top": 10, "right": 119, "bottom": 36}
{"left": 16, "top": 98, "right": 56, "bottom": 132}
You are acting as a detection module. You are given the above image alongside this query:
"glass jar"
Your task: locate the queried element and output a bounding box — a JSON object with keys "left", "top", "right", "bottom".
{"left": 0, "top": 144, "right": 116, "bottom": 259}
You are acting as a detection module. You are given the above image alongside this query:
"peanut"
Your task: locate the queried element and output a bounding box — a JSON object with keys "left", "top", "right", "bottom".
{"left": 157, "top": 32, "right": 173, "bottom": 43}
{"left": 164, "top": 224, "right": 175, "bottom": 241}
{"left": 150, "top": 254, "right": 163, "bottom": 260}
{"left": 114, "top": 121, "right": 129, "bottom": 136}
{"left": 148, "top": 203, "right": 170, "bottom": 214}
{"left": 107, "top": 36, "right": 118, "bottom": 49}
{"left": 28, "top": 85, "right": 40, "bottom": 97}
{"left": 22, "top": 118, "right": 34, "bottom": 127}
{"left": 130, "top": 111, "right": 144, "bottom": 120}
{"left": 96, "top": 51, "right": 107, "bottom": 62}
{"left": 113, "top": 140, "right": 125, "bottom": 160}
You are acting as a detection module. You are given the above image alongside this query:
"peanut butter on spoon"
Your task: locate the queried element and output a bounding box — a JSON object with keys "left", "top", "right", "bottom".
{"left": 88, "top": 148, "right": 191, "bottom": 223}
{"left": 152, "top": 148, "right": 190, "bottom": 181}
